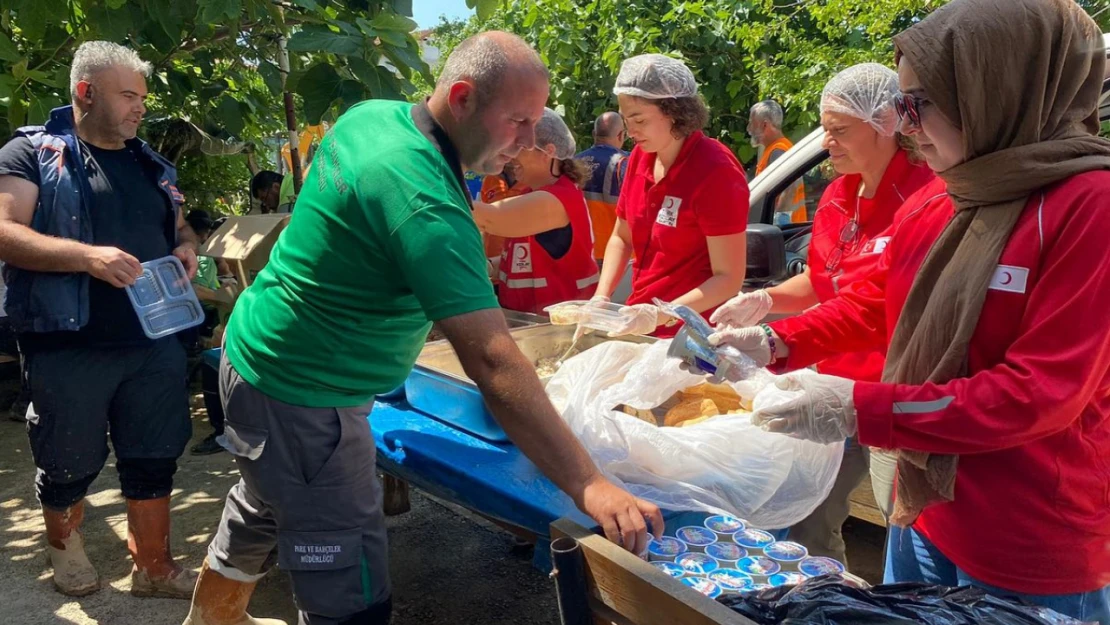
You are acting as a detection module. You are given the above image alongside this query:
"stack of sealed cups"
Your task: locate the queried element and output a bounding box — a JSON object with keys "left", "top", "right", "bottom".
{"left": 645, "top": 514, "right": 847, "bottom": 599}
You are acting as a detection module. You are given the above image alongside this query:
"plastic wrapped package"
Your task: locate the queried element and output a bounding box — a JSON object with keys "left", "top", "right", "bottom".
{"left": 545, "top": 341, "right": 844, "bottom": 528}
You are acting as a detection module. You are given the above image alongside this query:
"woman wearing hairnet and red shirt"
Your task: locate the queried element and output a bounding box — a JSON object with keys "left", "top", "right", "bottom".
{"left": 591, "top": 54, "right": 749, "bottom": 338}
{"left": 712, "top": 0, "right": 1110, "bottom": 620}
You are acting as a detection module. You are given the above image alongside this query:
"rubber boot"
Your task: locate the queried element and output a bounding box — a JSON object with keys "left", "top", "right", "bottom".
{"left": 42, "top": 501, "right": 100, "bottom": 596}
{"left": 127, "top": 497, "right": 199, "bottom": 599}
{"left": 182, "top": 559, "right": 287, "bottom": 625}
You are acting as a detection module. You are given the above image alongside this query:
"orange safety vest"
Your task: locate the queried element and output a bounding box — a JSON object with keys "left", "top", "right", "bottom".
{"left": 756, "top": 137, "right": 807, "bottom": 223}
{"left": 479, "top": 175, "right": 527, "bottom": 258}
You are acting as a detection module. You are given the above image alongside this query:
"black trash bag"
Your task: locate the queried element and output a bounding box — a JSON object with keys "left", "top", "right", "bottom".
{"left": 718, "top": 576, "right": 1085, "bottom": 625}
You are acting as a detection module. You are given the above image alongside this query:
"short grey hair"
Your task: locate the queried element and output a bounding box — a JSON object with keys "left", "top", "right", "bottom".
{"left": 750, "top": 99, "right": 784, "bottom": 129}
{"left": 70, "top": 41, "right": 152, "bottom": 100}
{"left": 436, "top": 31, "right": 548, "bottom": 103}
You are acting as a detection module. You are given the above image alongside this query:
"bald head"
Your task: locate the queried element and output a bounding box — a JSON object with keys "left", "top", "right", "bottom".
{"left": 593, "top": 111, "right": 625, "bottom": 149}
{"left": 436, "top": 31, "right": 548, "bottom": 104}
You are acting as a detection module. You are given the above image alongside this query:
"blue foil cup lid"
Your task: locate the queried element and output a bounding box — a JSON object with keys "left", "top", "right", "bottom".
{"left": 704, "top": 515, "right": 747, "bottom": 535}
{"left": 748, "top": 583, "right": 772, "bottom": 592}
{"left": 650, "top": 561, "right": 686, "bottom": 578}
{"left": 709, "top": 568, "right": 754, "bottom": 591}
{"left": 679, "top": 576, "right": 722, "bottom": 599}
{"left": 769, "top": 572, "right": 808, "bottom": 587}
{"left": 648, "top": 536, "right": 689, "bottom": 558}
{"left": 705, "top": 542, "right": 747, "bottom": 562}
{"left": 675, "top": 526, "right": 718, "bottom": 547}
{"left": 799, "top": 556, "right": 846, "bottom": 577}
{"left": 734, "top": 529, "right": 776, "bottom": 549}
{"left": 676, "top": 552, "right": 720, "bottom": 575}
{"left": 764, "top": 541, "right": 808, "bottom": 562}
{"left": 736, "top": 555, "right": 782, "bottom": 577}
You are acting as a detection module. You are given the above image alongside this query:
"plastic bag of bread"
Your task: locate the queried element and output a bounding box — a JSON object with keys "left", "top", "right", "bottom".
{"left": 545, "top": 340, "right": 843, "bottom": 529}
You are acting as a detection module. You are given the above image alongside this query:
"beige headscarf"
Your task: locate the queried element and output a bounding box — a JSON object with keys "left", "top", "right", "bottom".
{"left": 884, "top": 0, "right": 1110, "bottom": 527}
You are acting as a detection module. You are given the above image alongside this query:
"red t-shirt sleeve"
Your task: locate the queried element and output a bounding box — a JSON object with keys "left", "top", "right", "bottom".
{"left": 692, "top": 164, "right": 750, "bottom": 237}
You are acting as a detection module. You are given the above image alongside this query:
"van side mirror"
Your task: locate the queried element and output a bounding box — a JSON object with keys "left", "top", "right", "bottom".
{"left": 746, "top": 224, "right": 787, "bottom": 285}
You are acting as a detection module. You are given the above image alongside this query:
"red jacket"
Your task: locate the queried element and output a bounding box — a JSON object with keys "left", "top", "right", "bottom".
{"left": 771, "top": 173, "right": 1110, "bottom": 595}
{"left": 617, "top": 131, "right": 749, "bottom": 337}
{"left": 807, "top": 149, "right": 935, "bottom": 382}
{"left": 497, "top": 176, "right": 600, "bottom": 314}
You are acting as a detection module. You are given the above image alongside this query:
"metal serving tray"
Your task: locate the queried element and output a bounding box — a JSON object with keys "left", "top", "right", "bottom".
{"left": 406, "top": 324, "right": 656, "bottom": 442}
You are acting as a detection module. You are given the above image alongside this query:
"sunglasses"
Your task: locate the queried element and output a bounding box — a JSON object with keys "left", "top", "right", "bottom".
{"left": 824, "top": 218, "right": 860, "bottom": 274}
{"left": 893, "top": 93, "right": 927, "bottom": 129}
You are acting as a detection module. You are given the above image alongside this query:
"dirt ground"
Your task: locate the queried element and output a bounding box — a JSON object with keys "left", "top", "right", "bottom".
{"left": 0, "top": 381, "right": 884, "bottom": 625}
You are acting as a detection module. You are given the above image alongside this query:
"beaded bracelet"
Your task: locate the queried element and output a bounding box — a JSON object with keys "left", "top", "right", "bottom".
{"left": 759, "top": 323, "right": 778, "bottom": 363}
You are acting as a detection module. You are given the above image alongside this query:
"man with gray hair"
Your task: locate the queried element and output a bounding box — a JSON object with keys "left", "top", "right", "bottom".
{"left": 0, "top": 41, "right": 200, "bottom": 598}
{"left": 749, "top": 99, "right": 807, "bottom": 223}
{"left": 183, "top": 31, "right": 662, "bottom": 625}
{"left": 576, "top": 111, "right": 628, "bottom": 261}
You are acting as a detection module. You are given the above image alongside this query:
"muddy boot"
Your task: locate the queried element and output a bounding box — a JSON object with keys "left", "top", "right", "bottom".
{"left": 127, "top": 497, "right": 199, "bottom": 599}
{"left": 182, "top": 559, "right": 287, "bottom": 625}
{"left": 42, "top": 501, "right": 100, "bottom": 596}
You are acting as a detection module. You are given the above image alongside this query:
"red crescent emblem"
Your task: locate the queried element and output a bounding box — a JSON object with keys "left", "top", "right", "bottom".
{"left": 1001, "top": 271, "right": 1013, "bottom": 286}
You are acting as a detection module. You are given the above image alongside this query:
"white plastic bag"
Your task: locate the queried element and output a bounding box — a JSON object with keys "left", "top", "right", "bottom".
{"left": 546, "top": 341, "right": 843, "bottom": 529}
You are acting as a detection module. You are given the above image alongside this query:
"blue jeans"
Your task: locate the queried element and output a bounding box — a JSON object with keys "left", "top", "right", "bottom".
{"left": 886, "top": 525, "right": 1110, "bottom": 625}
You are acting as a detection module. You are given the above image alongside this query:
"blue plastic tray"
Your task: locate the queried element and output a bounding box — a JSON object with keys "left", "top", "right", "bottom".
{"left": 125, "top": 255, "right": 205, "bottom": 339}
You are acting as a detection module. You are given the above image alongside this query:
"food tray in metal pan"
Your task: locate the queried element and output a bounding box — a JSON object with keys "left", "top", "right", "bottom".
{"left": 406, "top": 324, "right": 656, "bottom": 443}
{"left": 124, "top": 255, "right": 205, "bottom": 339}
{"left": 423, "top": 308, "right": 549, "bottom": 344}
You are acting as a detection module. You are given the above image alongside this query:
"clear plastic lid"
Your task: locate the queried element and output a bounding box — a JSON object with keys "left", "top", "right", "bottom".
{"left": 543, "top": 300, "right": 635, "bottom": 334}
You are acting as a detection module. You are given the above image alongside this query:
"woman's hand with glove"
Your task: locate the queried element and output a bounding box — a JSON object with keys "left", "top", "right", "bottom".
{"left": 708, "top": 325, "right": 787, "bottom": 367}
{"left": 750, "top": 373, "right": 857, "bottom": 444}
{"left": 709, "top": 290, "right": 773, "bottom": 329}
{"left": 607, "top": 304, "right": 662, "bottom": 337}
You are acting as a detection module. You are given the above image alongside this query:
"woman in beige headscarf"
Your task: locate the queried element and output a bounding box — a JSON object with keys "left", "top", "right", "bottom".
{"left": 712, "top": 0, "right": 1110, "bottom": 620}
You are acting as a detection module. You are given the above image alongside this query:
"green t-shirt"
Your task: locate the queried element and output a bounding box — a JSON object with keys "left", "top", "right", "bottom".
{"left": 278, "top": 172, "right": 296, "bottom": 212}
{"left": 193, "top": 255, "right": 220, "bottom": 290}
{"left": 225, "top": 100, "right": 498, "bottom": 407}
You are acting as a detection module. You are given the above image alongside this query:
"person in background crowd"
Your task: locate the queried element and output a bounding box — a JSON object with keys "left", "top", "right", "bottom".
{"left": 713, "top": 63, "right": 936, "bottom": 566}
{"left": 749, "top": 99, "right": 808, "bottom": 223}
{"left": 277, "top": 143, "right": 317, "bottom": 213}
{"left": 594, "top": 54, "right": 748, "bottom": 338}
{"left": 0, "top": 41, "right": 199, "bottom": 599}
{"left": 182, "top": 32, "right": 662, "bottom": 625}
{"left": 479, "top": 161, "right": 527, "bottom": 270}
{"left": 249, "top": 170, "right": 283, "bottom": 215}
{"left": 473, "top": 107, "right": 600, "bottom": 314}
{"left": 716, "top": 0, "right": 1110, "bottom": 621}
{"left": 576, "top": 111, "right": 629, "bottom": 262}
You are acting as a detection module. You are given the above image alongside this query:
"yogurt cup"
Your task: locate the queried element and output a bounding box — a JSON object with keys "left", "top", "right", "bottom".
{"left": 764, "top": 541, "right": 808, "bottom": 563}
{"left": 679, "top": 576, "right": 723, "bottom": 599}
{"left": 650, "top": 561, "right": 686, "bottom": 579}
{"left": 769, "top": 572, "right": 808, "bottom": 587}
{"left": 736, "top": 555, "right": 781, "bottom": 577}
{"left": 675, "top": 552, "right": 720, "bottom": 575}
{"left": 709, "top": 568, "right": 754, "bottom": 592}
{"left": 799, "top": 556, "right": 846, "bottom": 577}
{"left": 734, "top": 528, "right": 776, "bottom": 550}
{"left": 703, "top": 515, "right": 746, "bottom": 538}
{"left": 647, "top": 536, "right": 689, "bottom": 562}
{"left": 747, "top": 583, "right": 772, "bottom": 592}
{"left": 705, "top": 542, "right": 746, "bottom": 563}
{"left": 675, "top": 526, "right": 718, "bottom": 548}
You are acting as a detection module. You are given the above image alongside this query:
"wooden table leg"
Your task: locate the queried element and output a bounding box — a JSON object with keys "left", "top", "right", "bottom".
{"left": 382, "top": 474, "right": 411, "bottom": 516}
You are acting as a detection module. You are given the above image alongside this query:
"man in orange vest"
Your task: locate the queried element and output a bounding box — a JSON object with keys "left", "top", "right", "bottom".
{"left": 576, "top": 112, "right": 628, "bottom": 262}
{"left": 749, "top": 100, "right": 807, "bottom": 224}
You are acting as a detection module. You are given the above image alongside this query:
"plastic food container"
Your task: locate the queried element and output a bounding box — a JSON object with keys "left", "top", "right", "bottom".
{"left": 543, "top": 300, "right": 633, "bottom": 334}
{"left": 647, "top": 536, "right": 688, "bottom": 562}
{"left": 709, "top": 568, "right": 754, "bottom": 592}
{"left": 125, "top": 256, "right": 205, "bottom": 339}
{"left": 734, "top": 529, "right": 776, "bottom": 550}
{"left": 736, "top": 555, "right": 781, "bottom": 577}
{"left": 799, "top": 556, "right": 846, "bottom": 577}
{"left": 675, "top": 526, "right": 718, "bottom": 548}
{"left": 769, "top": 572, "right": 808, "bottom": 587}
{"left": 704, "top": 515, "right": 746, "bottom": 537}
{"left": 705, "top": 542, "right": 746, "bottom": 563}
{"left": 675, "top": 552, "right": 719, "bottom": 575}
{"left": 764, "top": 541, "right": 809, "bottom": 563}
{"left": 679, "top": 577, "right": 722, "bottom": 599}
{"left": 650, "top": 561, "right": 686, "bottom": 578}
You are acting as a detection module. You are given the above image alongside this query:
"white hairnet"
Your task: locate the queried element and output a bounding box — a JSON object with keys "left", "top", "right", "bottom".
{"left": 820, "top": 63, "right": 901, "bottom": 136}
{"left": 535, "top": 107, "right": 577, "bottom": 160}
{"left": 613, "top": 53, "right": 697, "bottom": 100}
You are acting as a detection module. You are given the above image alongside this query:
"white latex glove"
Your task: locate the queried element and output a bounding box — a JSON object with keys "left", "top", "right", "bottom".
{"left": 708, "top": 326, "right": 773, "bottom": 367}
{"left": 607, "top": 304, "right": 659, "bottom": 337}
{"left": 750, "top": 373, "right": 857, "bottom": 444}
{"left": 709, "top": 290, "right": 773, "bottom": 329}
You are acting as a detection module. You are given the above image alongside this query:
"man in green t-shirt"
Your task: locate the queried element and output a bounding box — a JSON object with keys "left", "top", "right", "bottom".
{"left": 184, "top": 32, "right": 663, "bottom": 625}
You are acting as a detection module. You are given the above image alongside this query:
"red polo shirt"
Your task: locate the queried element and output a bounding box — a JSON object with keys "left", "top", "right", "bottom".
{"left": 616, "top": 131, "right": 749, "bottom": 337}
